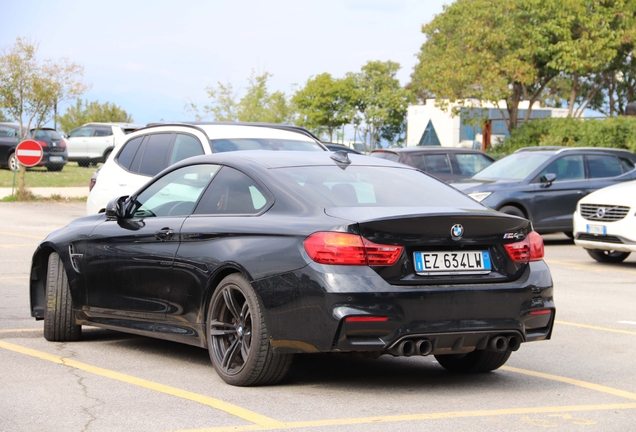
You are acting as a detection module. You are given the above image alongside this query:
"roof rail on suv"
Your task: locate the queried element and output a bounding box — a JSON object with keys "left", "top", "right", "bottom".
{"left": 515, "top": 146, "right": 632, "bottom": 154}
{"left": 143, "top": 121, "right": 321, "bottom": 142}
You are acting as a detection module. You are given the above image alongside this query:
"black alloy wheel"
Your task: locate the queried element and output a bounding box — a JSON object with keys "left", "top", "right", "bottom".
{"left": 207, "top": 274, "right": 292, "bottom": 386}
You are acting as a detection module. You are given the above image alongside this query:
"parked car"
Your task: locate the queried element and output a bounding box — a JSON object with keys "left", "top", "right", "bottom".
{"left": 573, "top": 180, "right": 636, "bottom": 262}
{"left": 322, "top": 142, "right": 363, "bottom": 154}
{"left": 31, "top": 150, "right": 554, "bottom": 386}
{"left": 0, "top": 123, "right": 68, "bottom": 172}
{"left": 369, "top": 147, "right": 494, "bottom": 182}
{"left": 452, "top": 147, "right": 636, "bottom": 235}
{"left": 65, "top": 122, "right": 143, "bottom": 167}
{"left": 86, "top": 122, "right": 327, "bottom": 214}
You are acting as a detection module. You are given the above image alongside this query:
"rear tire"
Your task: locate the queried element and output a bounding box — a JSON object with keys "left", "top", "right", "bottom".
{"left": 77, "top": 160, "right": 90, "bottom": 168}
{"left": 435, "top": 349, "right": 511, "bottom": 373}
{"left": 44, "top": 252, "right": 81, "bottom": 341}
{"left": 587, "top": 249, "right": 630, "bottom": 263}
{"left": 207, "top": 274, "right": 292, "bottom": 386}
{"left": 46, "top": 164, "right": 64, "bottom": 172}
{"left": 499, "top": 205, "right": 525, "bottom": 218}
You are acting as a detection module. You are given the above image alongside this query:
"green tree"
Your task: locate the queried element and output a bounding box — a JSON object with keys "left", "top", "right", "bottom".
{"left": 204, "top": 70, "right": 294, "bottom": 124}
{"left": 350, "top": 60, "right": 411, "bottom": 150}
{"left": 0, "top": 37, "right": 88, "bottom": 199}
{"left": 292, "top": 73, "right": 356, "bottom": 142}
{"left": 410, "top": 0, "right": 632, "bottom": 129}
{"left": 58, "top": 99, "right": 134, "bottom": 133}
{"left": 0, "top": 37, "right": 88, "bottom": 139}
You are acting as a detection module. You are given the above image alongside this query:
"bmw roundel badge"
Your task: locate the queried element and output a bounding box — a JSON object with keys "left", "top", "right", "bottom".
{"left": 451, "top": 224, "right": 464, "bottom": 240}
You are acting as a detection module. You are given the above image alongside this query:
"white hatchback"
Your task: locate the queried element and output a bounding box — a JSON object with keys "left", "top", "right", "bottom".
{"left": 573, "top": 179, "right": 636, "bottom": 262}
{"left": 86, "top": 123, "right": 326, "bottom": 214}
{"left": 66, "top": 122, "right": 143, "bottom": 166}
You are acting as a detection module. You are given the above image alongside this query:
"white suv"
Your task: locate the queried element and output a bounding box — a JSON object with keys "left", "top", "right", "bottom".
{"left": 66, "top": 122, "right": 143, "bottom": 166}
{"left": 86, "top": 122, "right": 326, "bottom": 214}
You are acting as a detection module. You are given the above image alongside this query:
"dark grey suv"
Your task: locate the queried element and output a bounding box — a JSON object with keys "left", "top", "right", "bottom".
{"left": 452, "top": 147, "right": 636, "bottom": 235}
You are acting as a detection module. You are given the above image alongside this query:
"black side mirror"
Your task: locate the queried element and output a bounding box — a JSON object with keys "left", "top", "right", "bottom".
{"left": 105, "top": 195, "right": 129, "bottom": 219}
{"left": 540, "top": 173, "right": 557, "bottom": 187}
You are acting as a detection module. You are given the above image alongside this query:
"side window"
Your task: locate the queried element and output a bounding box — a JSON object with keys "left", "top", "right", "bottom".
{"left": 69, "top": 127, "right": 92, "bottom": 138}
{"left": 138, "top": 133, "right": 173, "bottom": 176}
{"left": 170, "top": 134, "right": 204, "bottom": 165}
{"left": 424, "top": 154, "right": 451, "bottom": 174}
{"left": 131, "top": 164, "right": 220, "bottom": 218}
{"left": 619, "top": 157, "right": 635, "bottom": 173}
{"left": 194, "top": 167, "right": 269, "bottom": 215}
{"left": 93, "top": 127, "right": 113, "bottom": 137}
{"left": 0, "top": 126, "right": 16, "bottom": 137}
{"left": 539, "top": 155, "right": 584, "bottom": 181}
{"left": 587, "top": 155, "right": 625, "bottom": 178}
{"left": 116, "top": 136, "right": 144, "bottom": 170}
{"left": 407, "top": 154, "right": 427, "bottom": 171}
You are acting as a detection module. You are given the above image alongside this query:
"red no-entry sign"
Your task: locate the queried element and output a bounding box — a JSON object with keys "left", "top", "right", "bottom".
{"left": 16, "top": 140, "right": 43, "bottom": 167}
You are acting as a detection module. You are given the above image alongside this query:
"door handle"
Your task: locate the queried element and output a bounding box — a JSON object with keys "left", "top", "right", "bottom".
{"left": 155, "top": 228, "right": 174, "bottom": 240}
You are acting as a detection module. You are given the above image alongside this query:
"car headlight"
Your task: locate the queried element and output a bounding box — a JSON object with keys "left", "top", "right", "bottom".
{"left": 468, "top": 191, "right": 492, "bottom": 202}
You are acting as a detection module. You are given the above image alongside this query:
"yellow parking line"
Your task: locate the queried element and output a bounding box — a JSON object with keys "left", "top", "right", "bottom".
{"left": 175, "top": 403, "right": 636, "bottom": 432}
{"left": 556, "top": 320, "right": 636, "bottom": 336}
{"left": 502, "top": 366, "right": 636, "bottom": 400}
{"left": 0, "top": 231, "right": 44, "bottom": 240}
{"left": 0, "top": 340, "right": 284, "bottom": 428}
{"left": 0, "top": 328, "right": 41, "bottom": 333}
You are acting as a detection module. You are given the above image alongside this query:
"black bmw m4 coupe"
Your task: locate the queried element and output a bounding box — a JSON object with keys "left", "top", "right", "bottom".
{"left": 30, "top": 150, "right": 554, "bottom": 386}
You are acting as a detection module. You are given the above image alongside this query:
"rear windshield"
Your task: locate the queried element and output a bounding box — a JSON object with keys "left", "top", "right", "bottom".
{"left": 210, "top": 138, "right": 324, "bottom": 153}
{"left": 31, "top": 129, "right": 62, "bottom": 140}
{"left": 271, "top": 165, "right": 482, "bottom": 208}
{"left": 369, "top": 152, "right": 400, "bottom": 162}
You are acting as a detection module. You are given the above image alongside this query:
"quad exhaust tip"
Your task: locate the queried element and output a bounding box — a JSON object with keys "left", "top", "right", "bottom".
{"left": 391, "top": 335, "right": 521, "bottom": 357}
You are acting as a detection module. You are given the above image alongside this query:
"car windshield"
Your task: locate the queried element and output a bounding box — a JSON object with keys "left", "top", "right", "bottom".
{"left": 31, "top": 129, "right": 62, "bottom": 140}
{"left": 271, "top": 165, "right": 482, "bottom": 208}
{"left": 472, "top": 152, "right": 553, "bottom": 181}
{"left": 210, "top": 138, "right": 324, "bottom": 152}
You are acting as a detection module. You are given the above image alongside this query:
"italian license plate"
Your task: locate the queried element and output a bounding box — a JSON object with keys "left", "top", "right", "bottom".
{"left": 49, "top": 156, "right": 64, "bottom": 162}
{"left": 586, "top": 224, "right": 606, "bottom": 235}
{"left": 414, "top": 251, "right": 491, "bottom": 275}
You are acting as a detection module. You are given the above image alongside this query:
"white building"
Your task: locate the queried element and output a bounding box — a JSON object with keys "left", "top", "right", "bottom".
{"left": 407, "top": 99, "right": 569, "bottom": 148}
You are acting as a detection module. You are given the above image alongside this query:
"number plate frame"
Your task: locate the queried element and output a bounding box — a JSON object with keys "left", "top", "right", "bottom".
{"left": 586, "top": 224, "right": 606, "bottom": 235}
{"left": 414, "top": 250, "right": 491, "bottom": 276}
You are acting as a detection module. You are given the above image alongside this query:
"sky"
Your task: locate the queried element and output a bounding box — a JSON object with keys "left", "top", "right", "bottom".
{"left": 2, "top": 0, "right": 450, "bottom": 128}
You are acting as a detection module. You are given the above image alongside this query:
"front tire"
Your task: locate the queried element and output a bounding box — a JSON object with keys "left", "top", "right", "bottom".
{"left": 435, "top": 349, "right": 511, "bottom": 373}
{"left": 207, "top": 274, "right": 292, "bottom": 386}
{"left": 44, "top": 253, "right": 81, "bottom": 341}
{"left": 587, "top": 249, "right": 630, "bottom": 263}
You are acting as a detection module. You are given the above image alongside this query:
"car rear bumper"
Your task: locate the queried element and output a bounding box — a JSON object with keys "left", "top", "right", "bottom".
{"left": 253, "top": 261, "right": 554, "bottom": 354}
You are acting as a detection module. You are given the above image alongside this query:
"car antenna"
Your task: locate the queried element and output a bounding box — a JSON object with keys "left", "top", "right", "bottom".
{"left": 330, "top": 150, "right": 351, "bottom": 168}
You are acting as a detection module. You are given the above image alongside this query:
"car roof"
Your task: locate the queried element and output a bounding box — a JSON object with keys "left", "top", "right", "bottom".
{"left": 171, "top": 149, "right": 411, "bottom": 171}
{"left": 372, "top": 147, "right": 488, "bottom": 154}
{"left": 82, "top": 122, "right": 144, "bottom": 128}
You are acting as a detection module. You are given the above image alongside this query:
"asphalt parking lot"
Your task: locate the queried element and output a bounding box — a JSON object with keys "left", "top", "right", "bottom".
{"left": 1, "top": 202, "right": 635, "bottom": 432}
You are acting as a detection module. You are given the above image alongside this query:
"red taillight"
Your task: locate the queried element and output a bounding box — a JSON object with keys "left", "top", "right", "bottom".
{"left": 529, "top": 309, "right": 552, "bottom": 315}
{"left": 60, "top": 140, "right": 66, "bottom": 147}
{"left": 504, "top": 231, "right": 544, "bottom": 263}
{"left": 303, "top": 232, "right": 403, "bottom": 266}
{"left": 37, "top": 140, "right": 48, "bottom": 147}
{"left": 345, "top": 316, "right": 389, "bottom": 322}
{"left": 89, "top": 177, "right": 96, "bottom": 192}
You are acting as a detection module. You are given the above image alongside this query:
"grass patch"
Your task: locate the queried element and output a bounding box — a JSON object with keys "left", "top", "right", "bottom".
{"left": 0, "top": 193, "right": 87, "bottom": 202}
{"left": 0, "top": 162, "right": 97, "bottom": 188}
